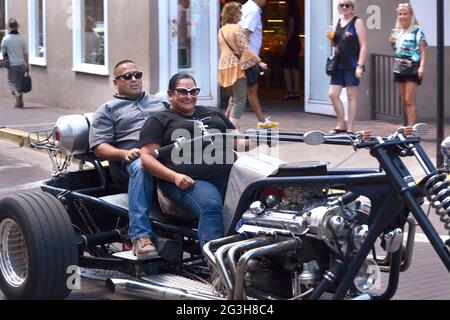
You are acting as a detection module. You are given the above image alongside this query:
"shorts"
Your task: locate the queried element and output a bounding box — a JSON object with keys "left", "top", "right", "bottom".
{"left": 330, "top": 68, "right": 360, "bottom": 87}
{"left": 394, "top": 73, "right": 422, "bottom": 85}
{"left": 245, "top": 64, "right": 260, "bottom": 87}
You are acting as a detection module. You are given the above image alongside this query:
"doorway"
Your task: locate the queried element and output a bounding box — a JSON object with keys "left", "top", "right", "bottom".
{"left": 157, "top": 0, "right": 219, "bottom": 106}
{"left": 219, "top": 0, "right": 305, "bottom": 111}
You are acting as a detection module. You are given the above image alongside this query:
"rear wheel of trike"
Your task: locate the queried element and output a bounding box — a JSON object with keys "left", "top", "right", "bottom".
{"left": 0, "top": 192, "right": 78, "bottom": 299}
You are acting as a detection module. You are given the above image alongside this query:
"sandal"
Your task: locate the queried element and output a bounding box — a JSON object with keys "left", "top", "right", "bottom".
{"left": 346, "top": 131, "right": 355, "bottom": 135}
{"left": 329, "top": 128, "right": 347, "bottom": 134}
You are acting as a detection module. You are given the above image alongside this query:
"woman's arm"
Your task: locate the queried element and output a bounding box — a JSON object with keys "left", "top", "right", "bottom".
{"left": 141, "top": 142, "right": 195, "bottom": 190}
{"left": 418, "top": 40, "right": 427, "bottom": 79}
{"left": 355, "top": 18, "right": 367, "bottom": 79}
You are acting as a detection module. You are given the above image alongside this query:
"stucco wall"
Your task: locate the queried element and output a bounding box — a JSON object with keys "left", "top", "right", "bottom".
{"left": 0, "top": 0, "right": 158, "bottom": 112}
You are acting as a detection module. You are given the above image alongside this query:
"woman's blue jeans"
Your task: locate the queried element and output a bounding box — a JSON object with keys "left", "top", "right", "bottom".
{"left": 123, "top": 159, "right": 154, "bottom": 241}
{"left": 158, "top": 178, "right": 226, "bottom": 248}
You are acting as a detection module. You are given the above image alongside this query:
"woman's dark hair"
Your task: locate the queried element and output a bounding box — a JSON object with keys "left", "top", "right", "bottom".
{"left": 168, "top": 73, "right": 197, "bottom": 90}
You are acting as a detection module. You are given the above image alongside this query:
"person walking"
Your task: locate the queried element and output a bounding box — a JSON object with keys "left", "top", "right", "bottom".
{"left": 281, "top": 0, "right": 301, "bottom": 100}
{"left": 218, "top": 2, "right": 262, "bottom": 130}
{"left": 240, "top": 0, "right": 279, "bottom": 129}
{"left": 1, "top": 18, "right": 29, "bottom": 108}
{"left": 389, "top": 3, "right": 427, "bottom": 126}
{"left": 327, "top": 1, "right": 367, "bottom": 134}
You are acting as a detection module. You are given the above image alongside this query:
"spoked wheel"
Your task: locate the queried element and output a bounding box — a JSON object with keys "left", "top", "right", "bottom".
{"left": 0, "top": 218, "right": 29, "bottom": 289}
{"left": 0, "top": 192, "right": 78, "bottom": 299}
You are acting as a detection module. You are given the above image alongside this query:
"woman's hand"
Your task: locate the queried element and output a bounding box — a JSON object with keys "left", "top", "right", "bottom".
{"left": 355, "top": 67, "right": 364, "bottom": 79}
{"left": 258, "top": 61, "right": 268, "bottom": 71}
{"left": 174, "top": 173, "right": 195, "bottom": 190}
{"left": 418, "top": 66, "right": 425, "bottom": 79}
{"left": 389, "top": 34, "right": 398, "bottom": 43}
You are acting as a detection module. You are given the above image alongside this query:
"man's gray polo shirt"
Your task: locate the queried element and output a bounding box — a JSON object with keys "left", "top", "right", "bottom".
{"left": 89, "top": 93, "right": 166, "bottom": 151}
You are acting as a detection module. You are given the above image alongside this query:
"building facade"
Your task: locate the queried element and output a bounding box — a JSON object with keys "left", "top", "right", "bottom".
{"left": 0, "top": 0, "right": 449, "bottom": 122}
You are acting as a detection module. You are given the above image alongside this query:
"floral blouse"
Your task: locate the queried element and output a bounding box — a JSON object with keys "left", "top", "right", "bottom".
{"left": 218, "top": 23, "right": 260, "bottom": 88}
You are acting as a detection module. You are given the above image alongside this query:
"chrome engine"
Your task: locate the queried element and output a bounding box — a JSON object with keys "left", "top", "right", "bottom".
{"left": 204, "top": 187, "right": 382, "bottom": 300}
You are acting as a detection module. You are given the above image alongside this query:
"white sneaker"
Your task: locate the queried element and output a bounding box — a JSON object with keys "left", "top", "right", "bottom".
{"left": 257, "top": 117, "right": 279, "bottom": 129}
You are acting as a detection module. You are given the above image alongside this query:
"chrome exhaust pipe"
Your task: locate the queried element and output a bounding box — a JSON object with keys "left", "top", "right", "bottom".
{"left": 106, "top": 278, "right": 223, "bottom": 300}
{"left": 233, "top": 238, "right": 301, "bottom": 300}
{"left": 203, "top": 234, "right": 246, "bottom": 270}
{"left": 227, "top": 237, "right": 274, "bottom": 280}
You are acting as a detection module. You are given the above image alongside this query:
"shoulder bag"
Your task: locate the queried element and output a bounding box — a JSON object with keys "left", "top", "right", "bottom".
{"left": 393, "top": 29, "right": 420, "bottom": 76}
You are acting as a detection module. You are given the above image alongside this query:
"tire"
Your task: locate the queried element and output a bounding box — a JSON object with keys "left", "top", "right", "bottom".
{"left": 0, "top": 192, "right": 78, "bottom": 299}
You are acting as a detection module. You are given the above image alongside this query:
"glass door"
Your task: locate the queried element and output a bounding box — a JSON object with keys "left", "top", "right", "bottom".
{"left": 158, "top": 0, "right": 219, "bottom": 107}
{"left": 305, "top": 0, "right": 341, "bottom": 116}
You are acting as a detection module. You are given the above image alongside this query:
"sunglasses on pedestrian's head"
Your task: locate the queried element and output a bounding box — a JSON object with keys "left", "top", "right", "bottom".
{"left": 115, "top": 71, "right": 143, "bottom": 81}
{"left": 339, "top": 3, "right": 353, "bottom": 8}
{"left": 174, "top": 87, "right": 201, "bottom": 97}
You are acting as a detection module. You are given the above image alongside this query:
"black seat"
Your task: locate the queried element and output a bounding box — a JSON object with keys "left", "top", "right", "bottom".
{"left": 272, "top": 161, "right": 328, "bottom": 177}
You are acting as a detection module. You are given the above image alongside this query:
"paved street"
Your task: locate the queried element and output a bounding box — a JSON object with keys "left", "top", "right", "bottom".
{"left": 0, "top": 96, "right": 449, "bottom": 300}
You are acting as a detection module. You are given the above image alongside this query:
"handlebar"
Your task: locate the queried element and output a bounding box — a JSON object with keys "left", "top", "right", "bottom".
{"left": 152, "top": 125, "right": 430, "bottom": 166}
{"left": 151, "top": 130, "right": 355, "bottom": 159}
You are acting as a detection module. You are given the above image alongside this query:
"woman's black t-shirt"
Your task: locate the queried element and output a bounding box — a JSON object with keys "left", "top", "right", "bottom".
{"left": 139, "top": 106, "right": 236, "bottom": 180}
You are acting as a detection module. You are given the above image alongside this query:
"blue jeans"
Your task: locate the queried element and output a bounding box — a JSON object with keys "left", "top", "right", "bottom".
{"left": 158, "top": 178, "right": 226, "bottom": 248}
{"left": 123, "top": 159, "right": 154, "bottom": 241}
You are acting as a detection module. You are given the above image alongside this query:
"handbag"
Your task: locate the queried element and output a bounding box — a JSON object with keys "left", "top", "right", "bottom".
{"left": 393, "top": 58, "right": 419, "bottom": 76}
{"left": 0, "top": 53, "right": 10, "bottom": 69}
{"left": 393, "top": 28, "right": 420, "bottom": 76}
{"left": 326, "top": 55, "right": 339, "bottom": 76}
{"left": 22, "top": 72, "right": 32, "bottom": 93}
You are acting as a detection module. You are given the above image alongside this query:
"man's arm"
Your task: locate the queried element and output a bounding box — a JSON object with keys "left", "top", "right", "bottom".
{"left": 93, "top": 143, "right": 140, "bottom": 163}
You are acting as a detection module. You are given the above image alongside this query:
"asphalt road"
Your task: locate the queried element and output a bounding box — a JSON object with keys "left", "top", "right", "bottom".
{"left": 0, "top": 139, "right": 449, "bottom": 300}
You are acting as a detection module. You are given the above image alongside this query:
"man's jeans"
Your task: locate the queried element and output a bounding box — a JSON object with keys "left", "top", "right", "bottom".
{"left": 158, "top": 179, "right": 226, "bottom": 248}
{"left": 123, "top": 159, "right": 153, "bottom": 241}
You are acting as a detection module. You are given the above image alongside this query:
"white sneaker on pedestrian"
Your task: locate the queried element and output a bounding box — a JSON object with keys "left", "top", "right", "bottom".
{"left": 257, "top": 117, "right": 279, "bottom": 129}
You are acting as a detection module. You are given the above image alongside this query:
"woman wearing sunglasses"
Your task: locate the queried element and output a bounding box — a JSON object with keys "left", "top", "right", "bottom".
{"left": 327, "top": 0, "right": 367, "bottom": 135}
{"left": 139, "top": 73, "right": 237, "bottom": 250}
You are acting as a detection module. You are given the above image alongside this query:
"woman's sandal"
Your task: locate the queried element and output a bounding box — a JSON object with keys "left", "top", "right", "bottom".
{"left": 329, "top": 128, "right": 347, "bottom": 134}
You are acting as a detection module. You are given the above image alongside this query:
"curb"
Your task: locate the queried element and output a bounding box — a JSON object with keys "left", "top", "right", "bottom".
{"left": 0, "top": 128, "right": 29, "bottom": 146}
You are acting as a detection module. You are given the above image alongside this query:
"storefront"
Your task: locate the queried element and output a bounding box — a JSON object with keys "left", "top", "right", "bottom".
{"left": 1, "top": 0, "right": 448, "bottom": 122}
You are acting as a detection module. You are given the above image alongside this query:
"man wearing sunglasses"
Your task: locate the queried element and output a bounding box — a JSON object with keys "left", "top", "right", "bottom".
{"left": 89, "top": 59, "right": 166, "bottom": 259}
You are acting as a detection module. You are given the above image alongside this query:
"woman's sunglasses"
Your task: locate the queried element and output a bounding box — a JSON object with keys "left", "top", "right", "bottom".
{"left": 174, "top": 87, "right": 201, "bottom": 97}
{"left": 115, "top": 71, "right": 143, "bottom": 81}
{"left": 339, "top": 3, "right": 353, "bottom": 9}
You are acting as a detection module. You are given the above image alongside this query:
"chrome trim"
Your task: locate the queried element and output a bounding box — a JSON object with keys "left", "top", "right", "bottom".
{"left": 0, "top": 218, "right": 29, "bottom": 288}
{"left": 106, "top": 278, "right": 225, "bottom": 300}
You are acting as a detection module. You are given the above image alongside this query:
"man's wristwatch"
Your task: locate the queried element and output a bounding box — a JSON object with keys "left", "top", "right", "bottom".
{"left": 357, "top": 64, "right": 366, "bottom": 72}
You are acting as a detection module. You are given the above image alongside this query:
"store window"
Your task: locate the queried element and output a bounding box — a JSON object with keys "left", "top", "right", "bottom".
{"left": 72, "top": 0, "right": 108, "bottom": 74}
{"left": 28, "top": 0, "right": 46, "bottom": 65}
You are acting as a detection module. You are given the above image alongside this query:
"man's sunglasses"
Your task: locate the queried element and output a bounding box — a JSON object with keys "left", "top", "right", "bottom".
{"left": 115, "top": 71, "right": 143, "bottom": 81}
{"left": 174, "top": 87, "right": 201, "bottom": 97}
{"left": 339, "top": 3, "right": 353, "bottom": 8}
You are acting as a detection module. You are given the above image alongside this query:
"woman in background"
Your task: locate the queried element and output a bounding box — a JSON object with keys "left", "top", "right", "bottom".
{"left": 389, "top": 3, "right": 427, "bottom": 126}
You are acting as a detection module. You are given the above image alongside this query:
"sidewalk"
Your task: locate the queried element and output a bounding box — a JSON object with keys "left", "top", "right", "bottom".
{"left": 0, "top": 96, "right": 447, "bottom": 172}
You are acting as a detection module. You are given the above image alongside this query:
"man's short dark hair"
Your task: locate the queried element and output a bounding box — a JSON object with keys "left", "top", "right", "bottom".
{"left": 8, "top": 18, "right": 19, "bottom": 30}
{"left": 113, "top": 59, "right": 135, "bottom": 76}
